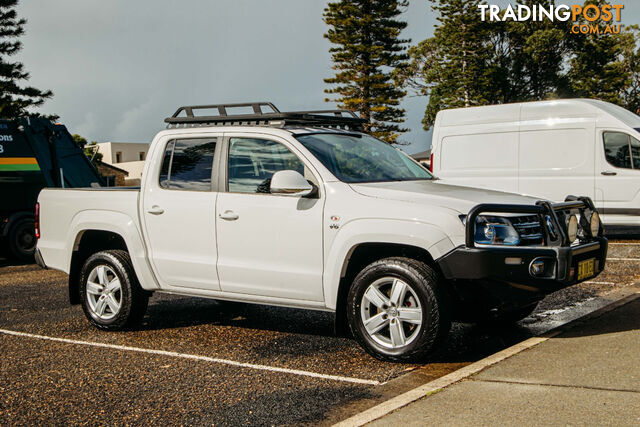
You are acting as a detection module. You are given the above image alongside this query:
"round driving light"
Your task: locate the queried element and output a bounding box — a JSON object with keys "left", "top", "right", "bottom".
{"left": 530, "top": 259, "right": 546, "bottom": 277}
{"left": 567, "top": 215, "right": 578, "bottom": 242}
{"left": 590, "top": 211, "right": 600, "bottom": 236}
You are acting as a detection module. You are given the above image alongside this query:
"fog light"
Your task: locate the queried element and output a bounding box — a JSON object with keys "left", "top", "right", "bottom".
{"left": 530, "top": 259, "right": 546, "bottom": 276}
{"left": 590, "top": 211, "right": 600, "bottom": 236}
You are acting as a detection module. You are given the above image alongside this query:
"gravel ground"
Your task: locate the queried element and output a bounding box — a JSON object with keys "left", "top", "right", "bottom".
{"left": 1, "top": 238, "right": 638, "bottom": 425}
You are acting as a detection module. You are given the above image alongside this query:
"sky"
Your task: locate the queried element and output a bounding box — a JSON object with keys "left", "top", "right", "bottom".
{"left": 14, "top": 1, "right": 640, "bottom": 155}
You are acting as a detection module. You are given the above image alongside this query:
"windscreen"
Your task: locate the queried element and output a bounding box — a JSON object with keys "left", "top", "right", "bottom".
{"left": 296, "top": 133, "right": 433, "bottom": 183}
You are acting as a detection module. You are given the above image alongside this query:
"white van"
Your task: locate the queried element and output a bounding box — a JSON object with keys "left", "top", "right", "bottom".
{"left": 431, "top": 98, "right": 640, "bottom": 226}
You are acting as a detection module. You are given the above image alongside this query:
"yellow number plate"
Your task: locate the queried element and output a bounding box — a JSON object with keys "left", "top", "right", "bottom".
{"left": 577, "top": 258, "right": 595, "bottom": 281}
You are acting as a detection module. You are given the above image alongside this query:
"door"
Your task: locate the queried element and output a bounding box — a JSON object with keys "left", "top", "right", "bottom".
{"left": 141, "top": 136, "right": 220, "bottom": 290}
{"left": 596, "top": 130, "right": 640, "bottom": 221}
{"left": 518, "top": 127, "right": 595, "bottom": 201}
{"left": 216, "top": 136, "right": 324, "bottom": 301}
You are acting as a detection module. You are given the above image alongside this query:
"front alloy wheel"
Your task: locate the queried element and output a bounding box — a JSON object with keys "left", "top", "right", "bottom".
{"left": 347, "top": 257, "right": 451, "bottom": 362}
{"left": 360, "top": 277, "right": 423, "bottom": 349}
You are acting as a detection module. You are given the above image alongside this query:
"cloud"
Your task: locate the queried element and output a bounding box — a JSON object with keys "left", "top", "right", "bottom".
{"left": 14, "top": 1, "right": 640, "bottom": 155}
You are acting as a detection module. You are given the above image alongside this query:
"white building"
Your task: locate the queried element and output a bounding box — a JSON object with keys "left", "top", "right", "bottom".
{"left": 96, "top": 142, "right": 150, "bottom": 185}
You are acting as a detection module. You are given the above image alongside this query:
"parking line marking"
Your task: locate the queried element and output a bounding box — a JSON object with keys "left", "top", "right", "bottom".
{"left": 609, "top": 243, "right": 640, "bottom": 246}
{"left": 607, "top": 257, "right": 640, "bottom": 261}
{"left": 0, "top": 328, "right": 380, "bottom": 386}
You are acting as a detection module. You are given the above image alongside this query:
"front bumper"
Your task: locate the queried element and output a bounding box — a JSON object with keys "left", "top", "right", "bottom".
{"left": 438, "top": 237, "right": 607, "bottom": 294}
{"left": 437, "top": 196, "right": 608, "bottom": 299}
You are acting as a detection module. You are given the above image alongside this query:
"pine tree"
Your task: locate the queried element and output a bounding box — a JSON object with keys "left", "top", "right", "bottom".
{"left": 567, "top": 0, "right": 630, "bottom": 105}
{"left": 399, "top": 0, "right": 640, "bottom": 130}
{"left": 619, "top": 26, "right": 640, "bottom": 114}
{"left": 496, "top": 0, "right": 571, "bottom": 102}
{"left": 395, "top": 0, "right": 496, "bottom": 130}
{"left": 323, "top": 0, "right": 409, "bottom": 143}
{"left": 0, "top": 0, "right": 53, "bottom": 119}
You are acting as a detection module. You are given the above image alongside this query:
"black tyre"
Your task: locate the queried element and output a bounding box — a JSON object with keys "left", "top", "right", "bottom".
{"left": 8, "top": 218, "right": 36, "bottom": 261}
{"left": 347, "top": 257, "right": 451, "bottom": 362}
{"left": 79, "top": 250, "right": 149, "bottom": 330}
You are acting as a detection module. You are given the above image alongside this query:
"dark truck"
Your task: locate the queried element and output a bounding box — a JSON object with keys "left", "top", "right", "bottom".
{"left": 0, "top": 118, "right": 103, "bottom": 260}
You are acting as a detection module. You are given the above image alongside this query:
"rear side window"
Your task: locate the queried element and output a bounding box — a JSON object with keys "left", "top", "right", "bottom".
{"left": 159, "top": 138, "right": 217, "bottom": 191}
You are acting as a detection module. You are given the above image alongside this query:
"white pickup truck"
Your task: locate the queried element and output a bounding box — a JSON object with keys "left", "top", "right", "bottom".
{"left": 35, "top": 102, "right": 608, "bottom": 362}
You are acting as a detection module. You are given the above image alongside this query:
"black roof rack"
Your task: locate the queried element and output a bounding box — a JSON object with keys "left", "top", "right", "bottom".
{"left": 164, "top": 101, "right": 366, "bottom": 131}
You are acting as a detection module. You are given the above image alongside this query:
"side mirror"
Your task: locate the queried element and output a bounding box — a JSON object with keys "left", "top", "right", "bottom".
{"left": 270, "top": 170, "right": 314, "bottom": 197}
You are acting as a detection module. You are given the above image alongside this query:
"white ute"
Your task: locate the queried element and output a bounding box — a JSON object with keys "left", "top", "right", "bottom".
{"left": 35, "top": 102, "right": 608, "bottom": 361}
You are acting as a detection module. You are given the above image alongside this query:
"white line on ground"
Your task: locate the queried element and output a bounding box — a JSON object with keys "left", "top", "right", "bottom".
{"left": 607, "top": 257, "right": 640, "bottom": 261}
{"left": 0, "top": 328, "right": 380, "bottom": 386}
{"left": 608, "top": 243, "right": 640, "bottom": 246}
{"left": 584, "top": 281, "right": 615, "bottom": 285}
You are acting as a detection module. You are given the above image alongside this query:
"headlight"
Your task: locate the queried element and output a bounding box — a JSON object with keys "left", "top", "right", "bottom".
{"left": 590, "top": 211, "right": 600, "bottom": 236}
{"left": 473, "top": 216, "right": 520, "bottom": 246}
{"left": 567, "top": 214, "right": 578, "bottom": 242}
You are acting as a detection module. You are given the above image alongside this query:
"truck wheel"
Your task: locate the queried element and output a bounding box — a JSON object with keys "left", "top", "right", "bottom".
{"left": 8, "top": 218, "right": 36, "bottom": 261}
{"left": 79, "top": 250, "right": 149, "bottom": 330}
{"left": 347, "top": 257, "right": 451, "bottom": 362}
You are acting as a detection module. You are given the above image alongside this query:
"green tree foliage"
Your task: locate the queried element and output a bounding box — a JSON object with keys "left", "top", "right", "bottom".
{"left": 0, "top": 0, "right": 54, "bottom": 119}
{"left": 568, "top": 1, "right": 639, "bottom": 112}
{"left": 399, "top": 0, "right": 640, "bottom": 130}
{"left": 619, "top": 26, "right": 640, "bottom": 114}
{"left": 393, "top": 0, "right": 494, "bottom": 130}
{"left": 73, "top": 134, "right": 103, "bottom": 164}
{"left": 495, "top": 0, "right": 571, "bottom": 102}
{"left": 323, "top": 0, "right": 410, "bottom": 143}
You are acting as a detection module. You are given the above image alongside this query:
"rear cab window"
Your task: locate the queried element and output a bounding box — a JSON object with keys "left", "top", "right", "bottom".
{"left": 159, "top": 138, "right": 217, "bottom": 191}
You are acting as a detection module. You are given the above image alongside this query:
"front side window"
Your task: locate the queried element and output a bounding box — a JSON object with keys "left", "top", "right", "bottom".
{"left": 631, "top": 135, "right": 640, "bottom": 169}
{"left": 604, "top": 132, "right": 632, "bottom": 169}
{"left": 159, "top": 138, "right": 217, "bottom": 191}
{"left": 295, "top": 133, "right": 433, "bottom": 183}
{"left": 227, "top": 137, "right": 304, "bottom": 193}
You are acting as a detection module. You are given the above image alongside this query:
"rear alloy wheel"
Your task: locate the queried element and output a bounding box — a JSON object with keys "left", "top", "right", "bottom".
{"left": 79, "top": 250, "right": 148, "bottom": 330}
{"left": 85, "top": 265, "right": 123, "bottom": 321}
{"left": 347, "top": 257, "right": 451, "bottom": 362}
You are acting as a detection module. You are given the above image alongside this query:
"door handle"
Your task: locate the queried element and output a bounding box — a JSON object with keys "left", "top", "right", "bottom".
{"left": 219, "top": 210, "right": 239, "bottom": 221}
{"left": 601, "top": 171, "right": 617, "bottom": 176}
{"left": 147, "top": 205, "right": 164, "bottom": 215}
